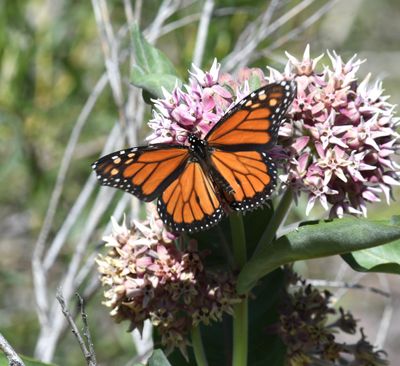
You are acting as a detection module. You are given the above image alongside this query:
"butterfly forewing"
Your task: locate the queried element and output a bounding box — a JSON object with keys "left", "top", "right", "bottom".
{"left": 157, "top": 161, "right": 225, "bottom": 232}
{"left": 206, "top": 80, "right": 296, "bottom": 150}
{"left": 92, "top": 145, "right": 189, "bottom": 201}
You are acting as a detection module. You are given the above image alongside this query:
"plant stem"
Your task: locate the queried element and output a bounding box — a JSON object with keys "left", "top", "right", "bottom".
{"left": 253, "top": 188, "right": 293, "bottom": 257}
{"left": 191, "top": 326, "right": 208, "bottom": 366}
{"left": 232, "top": 298, "right": 248, "bottom": 366}
{"left": 230, "top": 213, "right": 247, "bottom": 269}
{"left": 230, "top": 213, "right": 248, "bottom": 366}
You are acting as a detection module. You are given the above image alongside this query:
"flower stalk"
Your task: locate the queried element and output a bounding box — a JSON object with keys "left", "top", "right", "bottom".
{"left": 191, "top": 326, "right": 208, "bottom": 366}
{"left": 230, "top": 213, "right": 248, "bottom": 366}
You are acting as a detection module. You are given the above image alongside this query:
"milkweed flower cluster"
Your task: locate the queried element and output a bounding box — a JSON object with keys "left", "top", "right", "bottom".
{"left": 277, "top": 270, "right": 388, "bottom": 366}
{"left": 96, "top": 204, "right": 241, "bottom": 358}
{"left": 269, "top": 46, "right": 400, "bottom": 217}
{"left": 147, "top": 48, "right": 399, "bottom": 217}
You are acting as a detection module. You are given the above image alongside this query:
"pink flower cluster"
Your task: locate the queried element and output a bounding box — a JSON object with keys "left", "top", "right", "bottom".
{"left": 269, "top": 45, "right": 400, "bottom": 217}
{"left": 148, "top": 48, "right": 399, "bottom": 217}
{"left": 96, "top": 204, "right": 240, "bottom": 358}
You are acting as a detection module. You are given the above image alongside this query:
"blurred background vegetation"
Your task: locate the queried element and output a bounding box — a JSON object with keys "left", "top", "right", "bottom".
{"left": 0, "top": 0, "right": 399, "bottom": 365}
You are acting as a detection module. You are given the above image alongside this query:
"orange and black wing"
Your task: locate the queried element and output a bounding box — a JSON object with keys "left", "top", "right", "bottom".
{"left": 210, "top": 149, "right": 277, "bottom": 212}
{"left": 157, "top": 161, "right": 224, "bottom": 233}
{"left": 206, "top": 80, "right": 296, "bottom": 150}
{"left": 92, "top": 145, "right": 190, "bottom": 202}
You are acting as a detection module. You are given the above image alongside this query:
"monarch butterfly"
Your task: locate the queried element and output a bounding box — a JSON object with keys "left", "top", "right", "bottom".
{"left": 92, "top": 80, "right": 296, "bottom": 233}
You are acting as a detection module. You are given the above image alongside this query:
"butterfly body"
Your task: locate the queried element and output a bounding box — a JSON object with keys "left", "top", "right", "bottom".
{"left": 93, "top": 81, "right": 296, "bottom": 233}
{"left": 188, "top": 134, "right": 209, "bottom": 161}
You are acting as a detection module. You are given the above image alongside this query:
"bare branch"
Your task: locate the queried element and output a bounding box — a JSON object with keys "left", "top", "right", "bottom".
{"left": 146, "top": 0, "right": 182, "bottom": 42}
{"left": 56, "top": 291, "right": 97, "bottom": 366}
{"left": 77, "top": 294, "right": 97, "bottom": 363}
{"left": 0, "top": 332, "right": 25, "bottom": 366}
{"left": 303, "top": 279, "right": 390, "bottom": 298}
{"left": 32, "top": 73, "right": 109, "bottom": 331}
{"left": 333, "top": 272, "right": 366, "bottom": 303}
{"left": 253, "top": 0, "right": 339, "bottom": 61}
{"left": 157, "top": 7, "right": 253, "bottom": 39}
{"left": 91, "top": 0, "right": 127, "bottom": 130}
{"left": 223, "top": 0, "right": 319, "bottom": 71}
{"left": 134, "top": 0, "right": 143, "bottom": 25}
{"left": 375, "top": 274, "right": 393, "bottom": 348}
{"left": 123, "top": 0, "right": 135, "bottom": 27}
{"left": 158, "top": 13, "right": 201, "bottom": 37}
{"left": 192, "top": 0, "right": 215, "bottom": 67}
{"left": 222, "top": 0, "right": 282, "bottom": 70}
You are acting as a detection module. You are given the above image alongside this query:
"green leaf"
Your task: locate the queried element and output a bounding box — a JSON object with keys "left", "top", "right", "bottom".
{"left": 148, "top": 349, "right": 172, "bottom": 366}
{"left": 237, "top": 218, "right": 400, "bottom": 294}
{"left": 0, "top": 353, "right": 57, "bottom": 366}
{"left": 131, "top": 24, "right": 182, "bottom": 98}
{"left": 342, "top": 216, "right": 400, "bottom": 274}
{"left": 341, "top": 217, "right": 400, "bottom": 274}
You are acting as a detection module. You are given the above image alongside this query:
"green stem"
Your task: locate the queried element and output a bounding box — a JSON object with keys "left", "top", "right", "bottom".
{"left": 191, "top": 326, "right": 208, "bottom": 366}
{"left": 230, "top": 213, "right": 248, "bottom": 366}
{"left": 253, "top": 188, "right": 293, "bottom": 257}
{"left": 232, "top": 299, "right": 248, "bottom": 366}
{"left": 230, "top": 213, "right": 247, "bottom": 268}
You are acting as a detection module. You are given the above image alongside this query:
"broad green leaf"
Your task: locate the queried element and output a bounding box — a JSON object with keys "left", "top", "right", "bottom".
{"left": 0, "top": 353, "right": 57, "bottom": 366}
{"left": 131, "top": 24, "right": 182, "bottom": 98}
{"left": 148, "top": 349, "right": 172, "bottom": 366}
{"left": 237, "top": 218, "right": 400, "bottom": 294}
{"left": 342, "top": 232, "right": 400, "bottom": 274}
{"left": 343, "top": 216, "right": 400, "bottom": 274}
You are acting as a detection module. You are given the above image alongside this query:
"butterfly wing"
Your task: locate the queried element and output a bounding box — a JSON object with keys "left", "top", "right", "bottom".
{"left": 92, "top": 145, "right": 190, "bottom": 202}
{"left": 206, "top": 80, "right": 296, "bottom": 150}
{"left": 205, "top": 81, "right": 295, "bottom": 212}
{"left": 209, "top": 149, "right": 277, "bottom": 212}
{"left": 157, "top": 161, "right": 224, "bottom": 233}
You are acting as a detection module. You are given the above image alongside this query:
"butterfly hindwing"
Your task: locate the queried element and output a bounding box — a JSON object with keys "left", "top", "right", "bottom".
{"left": 157, "top": 161, "right": 225, "bottom": 232}
{"left": 210, "top": 149, "right": 277, "bottom": 212}
{"left": 206, "top": 80, "right": 296, "bottom": 150}
{"left": 92, "top": 145, "right": 190, "bottom": 202}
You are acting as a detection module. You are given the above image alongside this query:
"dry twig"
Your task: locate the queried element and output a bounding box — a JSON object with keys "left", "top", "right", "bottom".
{"left": 0, "top": 333, "right": 25, "bottom": 366}
{"left": 56, "top": 291, "right": 97, "bottom": 366}
{"left": 192, "top": 0, "right": 215, "bottom": 67}
{"left": 303, "top": 279, "right": 391, "bottom": 298}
